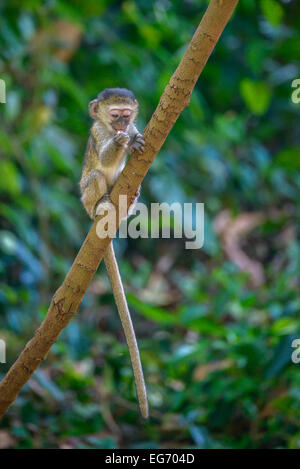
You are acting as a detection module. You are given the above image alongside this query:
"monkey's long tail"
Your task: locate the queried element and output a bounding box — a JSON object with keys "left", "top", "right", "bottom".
{"left": 104, "top": 241, "right": 149, "bottom": 420}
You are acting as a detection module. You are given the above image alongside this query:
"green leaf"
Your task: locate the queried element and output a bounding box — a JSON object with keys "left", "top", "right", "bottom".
{"left": 271, "top": 318, "right": 299, "bottom": 336}
{"left": 260, "top": 0, "right": 284, "bottom": 26}
{"left": 240, "top": 79, "right": 272, "bottom": 115}
{"left": 246, "top": 40, "right": 269, "bottom": 74}
{"left": 0, "top": 160, "right": 21, "bottom": 195}
{"left": 214, "top": 113, "right": 245, "bottom": 143}
{"left": 183, "top": 317, "right": 227, "bottom": 336}
{"left": 127, "top": 292, "right": 176, "bottom": 324}
{"left": 274, "top": 148, "right": 300, "bottom": 171}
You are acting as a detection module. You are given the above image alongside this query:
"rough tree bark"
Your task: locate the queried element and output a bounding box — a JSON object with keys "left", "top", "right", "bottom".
{"left": 0, "top": 0, "right": 239, "bottom": 418}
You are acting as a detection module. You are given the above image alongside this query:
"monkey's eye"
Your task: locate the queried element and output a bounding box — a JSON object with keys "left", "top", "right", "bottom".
{"left": 122, "top": 110, "right": 132, "bottom": 117}
{"left": 109, "top": 110, "right": 121, "bottom": 119}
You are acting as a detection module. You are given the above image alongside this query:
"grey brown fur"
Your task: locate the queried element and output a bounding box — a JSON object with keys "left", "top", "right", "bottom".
{"left": 79, "top": 89, "right": 148, "bottom": 419}
{"left": 80, "top": 88, "right": 144, "bottom": 218}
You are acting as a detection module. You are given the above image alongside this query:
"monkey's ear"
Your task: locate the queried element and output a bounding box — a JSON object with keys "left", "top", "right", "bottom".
{"left": 89, "top": 99, "right": 99, "bottom": 119}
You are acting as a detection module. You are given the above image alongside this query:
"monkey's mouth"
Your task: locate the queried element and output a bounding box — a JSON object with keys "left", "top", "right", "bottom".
{"left": 112, "top": 123, "right": 127, "bottom": 133}
{"left": 114, "top": 128, "right": 127, "bottom": 133}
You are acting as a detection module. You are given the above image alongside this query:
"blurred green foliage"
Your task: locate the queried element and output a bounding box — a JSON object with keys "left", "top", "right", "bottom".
{"left": 0, "top": 0, "right": 300, "bottom": 449}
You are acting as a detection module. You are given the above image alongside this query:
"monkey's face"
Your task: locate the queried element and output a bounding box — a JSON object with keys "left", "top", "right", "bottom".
{"left": 108, "top": 105, "right": 134, "bottom": 133}
{"left": 89, "top": 95, "right": 138, "bottom": 134}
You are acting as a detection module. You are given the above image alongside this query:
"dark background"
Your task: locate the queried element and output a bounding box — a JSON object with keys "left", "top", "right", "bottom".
{"left": 0, "top": 0, "right": 300, "bottom": 449}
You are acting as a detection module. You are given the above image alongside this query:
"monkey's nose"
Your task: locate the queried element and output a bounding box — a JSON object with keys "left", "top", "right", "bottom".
{"left": 114, "top": 122, "right": 126, "bottom": 132}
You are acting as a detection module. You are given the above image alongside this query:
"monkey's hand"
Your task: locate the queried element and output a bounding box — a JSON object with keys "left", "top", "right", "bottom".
{"left": 113, "top": 131, "right": 130, "bottom": 147}
{"left": 131, "top": 133, "right": 145, "bottom": 154}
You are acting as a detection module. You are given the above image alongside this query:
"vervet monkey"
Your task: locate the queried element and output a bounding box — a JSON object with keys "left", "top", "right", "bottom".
{"left": 80, "top": 88, "right": 148, "bottom": 419}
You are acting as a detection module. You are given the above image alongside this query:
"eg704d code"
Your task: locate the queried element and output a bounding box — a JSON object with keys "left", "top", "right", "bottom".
{"left": 149, "top": 454, "right": 194, "bottom": 464}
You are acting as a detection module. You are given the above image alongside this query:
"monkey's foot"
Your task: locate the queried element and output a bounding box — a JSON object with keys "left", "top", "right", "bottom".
{"left": 131, "top": 133, "right": 145, "bottom": 153}
{"left": 95, "top": 196, "right": 115, "bottom": 217}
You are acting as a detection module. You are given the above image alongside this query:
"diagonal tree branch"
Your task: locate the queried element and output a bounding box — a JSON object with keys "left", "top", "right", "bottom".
{"left": 0, "top": 0, "right": 239, "bottom": 418}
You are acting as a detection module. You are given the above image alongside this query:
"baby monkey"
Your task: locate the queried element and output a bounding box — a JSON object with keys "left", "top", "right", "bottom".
{"left": 80, "top": 88, "right": 148, "bottom": 419}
